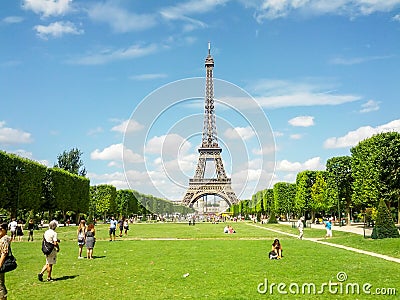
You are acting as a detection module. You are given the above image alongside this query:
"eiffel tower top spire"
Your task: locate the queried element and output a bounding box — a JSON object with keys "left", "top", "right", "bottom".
{"left": 202, "top": 42, "right": 219, "bottom": 149}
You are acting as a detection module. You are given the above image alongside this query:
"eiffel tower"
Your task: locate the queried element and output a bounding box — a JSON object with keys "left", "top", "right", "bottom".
{"left": 182, "top": 43, "right": 238, "bottom": 208}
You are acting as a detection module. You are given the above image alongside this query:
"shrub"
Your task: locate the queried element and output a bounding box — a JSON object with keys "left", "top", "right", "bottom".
{"left": 371, "top": 199, "right": 400, "bottom": 239}
{"left": 268, "top": 210, "right": 278, "bottom": 224}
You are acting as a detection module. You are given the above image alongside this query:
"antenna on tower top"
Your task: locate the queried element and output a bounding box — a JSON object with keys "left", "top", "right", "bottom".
{"left": 208, "top": 41, "right": 211, "bottom": 54}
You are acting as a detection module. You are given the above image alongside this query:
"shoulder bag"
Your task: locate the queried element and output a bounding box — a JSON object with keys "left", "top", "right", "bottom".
{"left": 0, "top": 246, "right": 17, "bottom": 273}
{"left": 42, "top": 235, "right": 55, "bottom": 255}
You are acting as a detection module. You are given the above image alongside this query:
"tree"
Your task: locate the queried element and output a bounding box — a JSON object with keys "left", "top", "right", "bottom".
{"left": 263, "top": 189, "right": 275, "bottom": 216}
{"left": 371, "top": 199, "right": 400, "bottom": 239}
{"left": 310, "top": 171, "right": 328, "bottom": 217}
{"left": 91, "top": 185, "right": 117, "bottom": 221}
{"left": 274, "top": 182, "right": 296, "bottom": 220}
{"left": 326, "top": 156, "right": 353, "bottom": 223}
{"left": 351, "top": 132, "right": 400, "bottom": 223}
{"left": 54, "top": 148, "right": 87, "bottom": 176}
{"left": 295, "top": 170, "right": 317, "bottom": 219}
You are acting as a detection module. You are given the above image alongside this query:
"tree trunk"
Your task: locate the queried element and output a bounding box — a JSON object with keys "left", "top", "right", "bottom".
{"left": 311, "top": 211, "right": 315, "bottom": 223}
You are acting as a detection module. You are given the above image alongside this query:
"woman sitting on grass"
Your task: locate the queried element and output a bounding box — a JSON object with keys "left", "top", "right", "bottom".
{"left": 269, "top": 239, "right": 283, "bottom": 259}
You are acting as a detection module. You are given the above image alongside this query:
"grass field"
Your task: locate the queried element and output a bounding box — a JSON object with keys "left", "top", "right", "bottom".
{"left": 5, "top": 222, "right": 399, "bottom": 299}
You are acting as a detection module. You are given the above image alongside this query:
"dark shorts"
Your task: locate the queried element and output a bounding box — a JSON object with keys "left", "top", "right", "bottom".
{"left": 109, "top": 228, "right": 116, "bottom": 235}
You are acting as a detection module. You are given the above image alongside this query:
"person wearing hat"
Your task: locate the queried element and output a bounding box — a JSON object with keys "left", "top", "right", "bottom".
{"left": 0, "top": 222, "right": 12, "bottom": 299}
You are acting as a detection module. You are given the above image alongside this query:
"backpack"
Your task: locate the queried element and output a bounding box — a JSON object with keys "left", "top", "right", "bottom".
{"left": 269, "top": 251, "right": 278, "bottom": 260}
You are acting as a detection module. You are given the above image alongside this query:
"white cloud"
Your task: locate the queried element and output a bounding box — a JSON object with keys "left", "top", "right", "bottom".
{"left": 160, "top": 0, "right": 229, "bottom": 18}
{"left": 0, "top": 121, "right": 33, "bottom": 144}
{"left": 10, "top": 149, "right": 50, "bottom": 166}
{"left": 160, "top": 0, "right": 230, "bottom": 32}
{"left": 34, "top": 21, "right": 83, "bottom": 39}
{"left": 91, "top": 143, "right": 142, "bottom": 164}
{"left": 145, "top": 134, "right": 191, "bottom": 157}
{"left": 290, "top": 134, "right": 303, "bottom": 140}
{"left": 324, "top": 119, "right": 400, "bottom": 149}
{"left": 22, "top": 0, "right": 72, "bottom": 17}
{"left": 247, "top": 79, "right": 361, "bottom": 109}
{"left": 276, "top": 160, "right": 301, "bottom": 172}
{"left": 256, "top": 93, "right": 360, "bottom": 109}
{"left": 12, "top": 149, "right": 34, "bottom": 160}
{"left": 129, "top": 73, "right": 167, "bottom": 81}
{"left": 70, "top": 43, "right": 158, "bottom": 65}
{"left": 252, "top": 145, "right": 276, "bottom": 155}
{"left": 87, "top": 171, "right": 130, "bottom": 190}
{"left": 88, "top": 2, "right": 157, "bottom": 32}
{"left": 393, "top": 14, "right": 400, "bottom": 21}
{"left": 288, "top": 116, "right": 315, "bottom": 127}
{"left": 359, "top": 99, "right": 380, "bottom": 113}
{"left": 330, "top": 55, "right": 393, "bottom": 65}
{"left": 224, "top": 126, "right": 255, "bottom": 140}
{"left": 2, "top": 16, "right": 24, "bottom": 24}
{"left": 276, "top": 157, "right": 324, "bottom": 172}
{"left": 251, "top": 0, "right": 400, "bottom": 22}
{"left": 87, "top": 127, "right": 103, "bottom": 136}
{"left": 111, "top": 119, "right": 144, "bottom": 134}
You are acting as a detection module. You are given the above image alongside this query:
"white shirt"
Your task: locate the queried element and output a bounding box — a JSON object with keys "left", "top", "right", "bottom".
{"left": 297, "top": 219, "right": 304, "bottom": 230}
{"left": 44, "top": 228, "right": 58, "bottom": 243}
{"left": 9, "top": 221, "right": 17, "bottom": 232}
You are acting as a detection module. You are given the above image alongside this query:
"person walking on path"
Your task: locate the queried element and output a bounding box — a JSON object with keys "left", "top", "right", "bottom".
{"left": 85, "top": 224, "right": 95, "bottom": 259}
{"left": 0, "top": 223, "right": 12, "bottom": 299}
{"left": 118, "top": 218, "right": 124, "bottom": 237}
{"left": 324, "top": 218, "right": 333, "bottom": 238}
{"left": 123, "top": 219, "right": 129, "bottom": 236}
{"left": 27, "top": 219, "right": 35, "bottom": 241}
{"left": 297, "top": 217, "right": 304, "bottom": 239}
{"left": 16, "top": 221, "right": 23, "bottom": 242}
{"left": 7, "top": 220, "right": 17, "bottom": 242}
{"left": 38, "top": 220, "right": 59, "bottom": 282}
{"left": 77, "top": 220, "right": 86, "bottom": 259}
{"left": 109, "top": 217, "right": 118, "bottom": 241}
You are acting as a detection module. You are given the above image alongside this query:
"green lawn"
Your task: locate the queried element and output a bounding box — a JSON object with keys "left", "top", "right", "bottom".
{"left": 5, "top": 222, "right": 399, "bottom": 299}
{"left": 262, "top": 223, "right": 400, "bottom": 258}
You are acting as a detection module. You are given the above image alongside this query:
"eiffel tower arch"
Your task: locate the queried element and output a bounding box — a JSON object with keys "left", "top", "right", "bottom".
{"left": 182, "top": 43, "right": 239, "bottom": 209}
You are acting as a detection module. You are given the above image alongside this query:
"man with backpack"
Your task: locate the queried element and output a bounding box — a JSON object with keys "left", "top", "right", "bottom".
{"left": 38, "top": 220, "right": 59, "bottom": 282}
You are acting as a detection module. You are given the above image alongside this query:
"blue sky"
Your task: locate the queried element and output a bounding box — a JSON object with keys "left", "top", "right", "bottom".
{"left": 1, "top": 0, "right": 400, "bottom": 201}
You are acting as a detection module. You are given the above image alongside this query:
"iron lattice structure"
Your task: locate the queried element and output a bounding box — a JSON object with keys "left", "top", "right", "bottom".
{"left": 182, "top": 44, "right": 238, "bottom": 208}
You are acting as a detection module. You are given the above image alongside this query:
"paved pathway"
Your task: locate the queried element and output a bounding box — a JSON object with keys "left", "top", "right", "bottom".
{"left": 279, "top": 221, "right": 367, "bottom": 235}
{"left": 247, "top": 223, "right": 400, "bottom": 264}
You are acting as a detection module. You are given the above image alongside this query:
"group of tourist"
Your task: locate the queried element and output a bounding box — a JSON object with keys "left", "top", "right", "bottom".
{"left": 76, "top": 220, "right": 96, "bottom": 259}
{"left": 223, "top": 225, "right": 236, "bottom": 234}
{"left": 38, "top": 219, "right": 97, "bottom": 283}
{"left": 3, "top": 219, "right": 36, "bottom": 243}
{"left": 0, "top": 216, "right": 98, "bottom": 299}
{"left": 296, "top": 216, "right": 333, "bottom": 240}
{"left": 108, "top": 216, "right": 129, "bottom": 241}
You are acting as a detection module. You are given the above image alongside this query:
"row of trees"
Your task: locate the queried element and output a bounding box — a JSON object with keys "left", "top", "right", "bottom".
{"left": 0, "top": 150, "right": 90, "bottom": 221}
{"left": 230, "top": 132, "right": 400, "bottom": 224}
{"left": 0, "top": 150, "right": 193, "bottom": 223}
{"left": 89, "top": 185, "right": 193, "bottom": 222}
